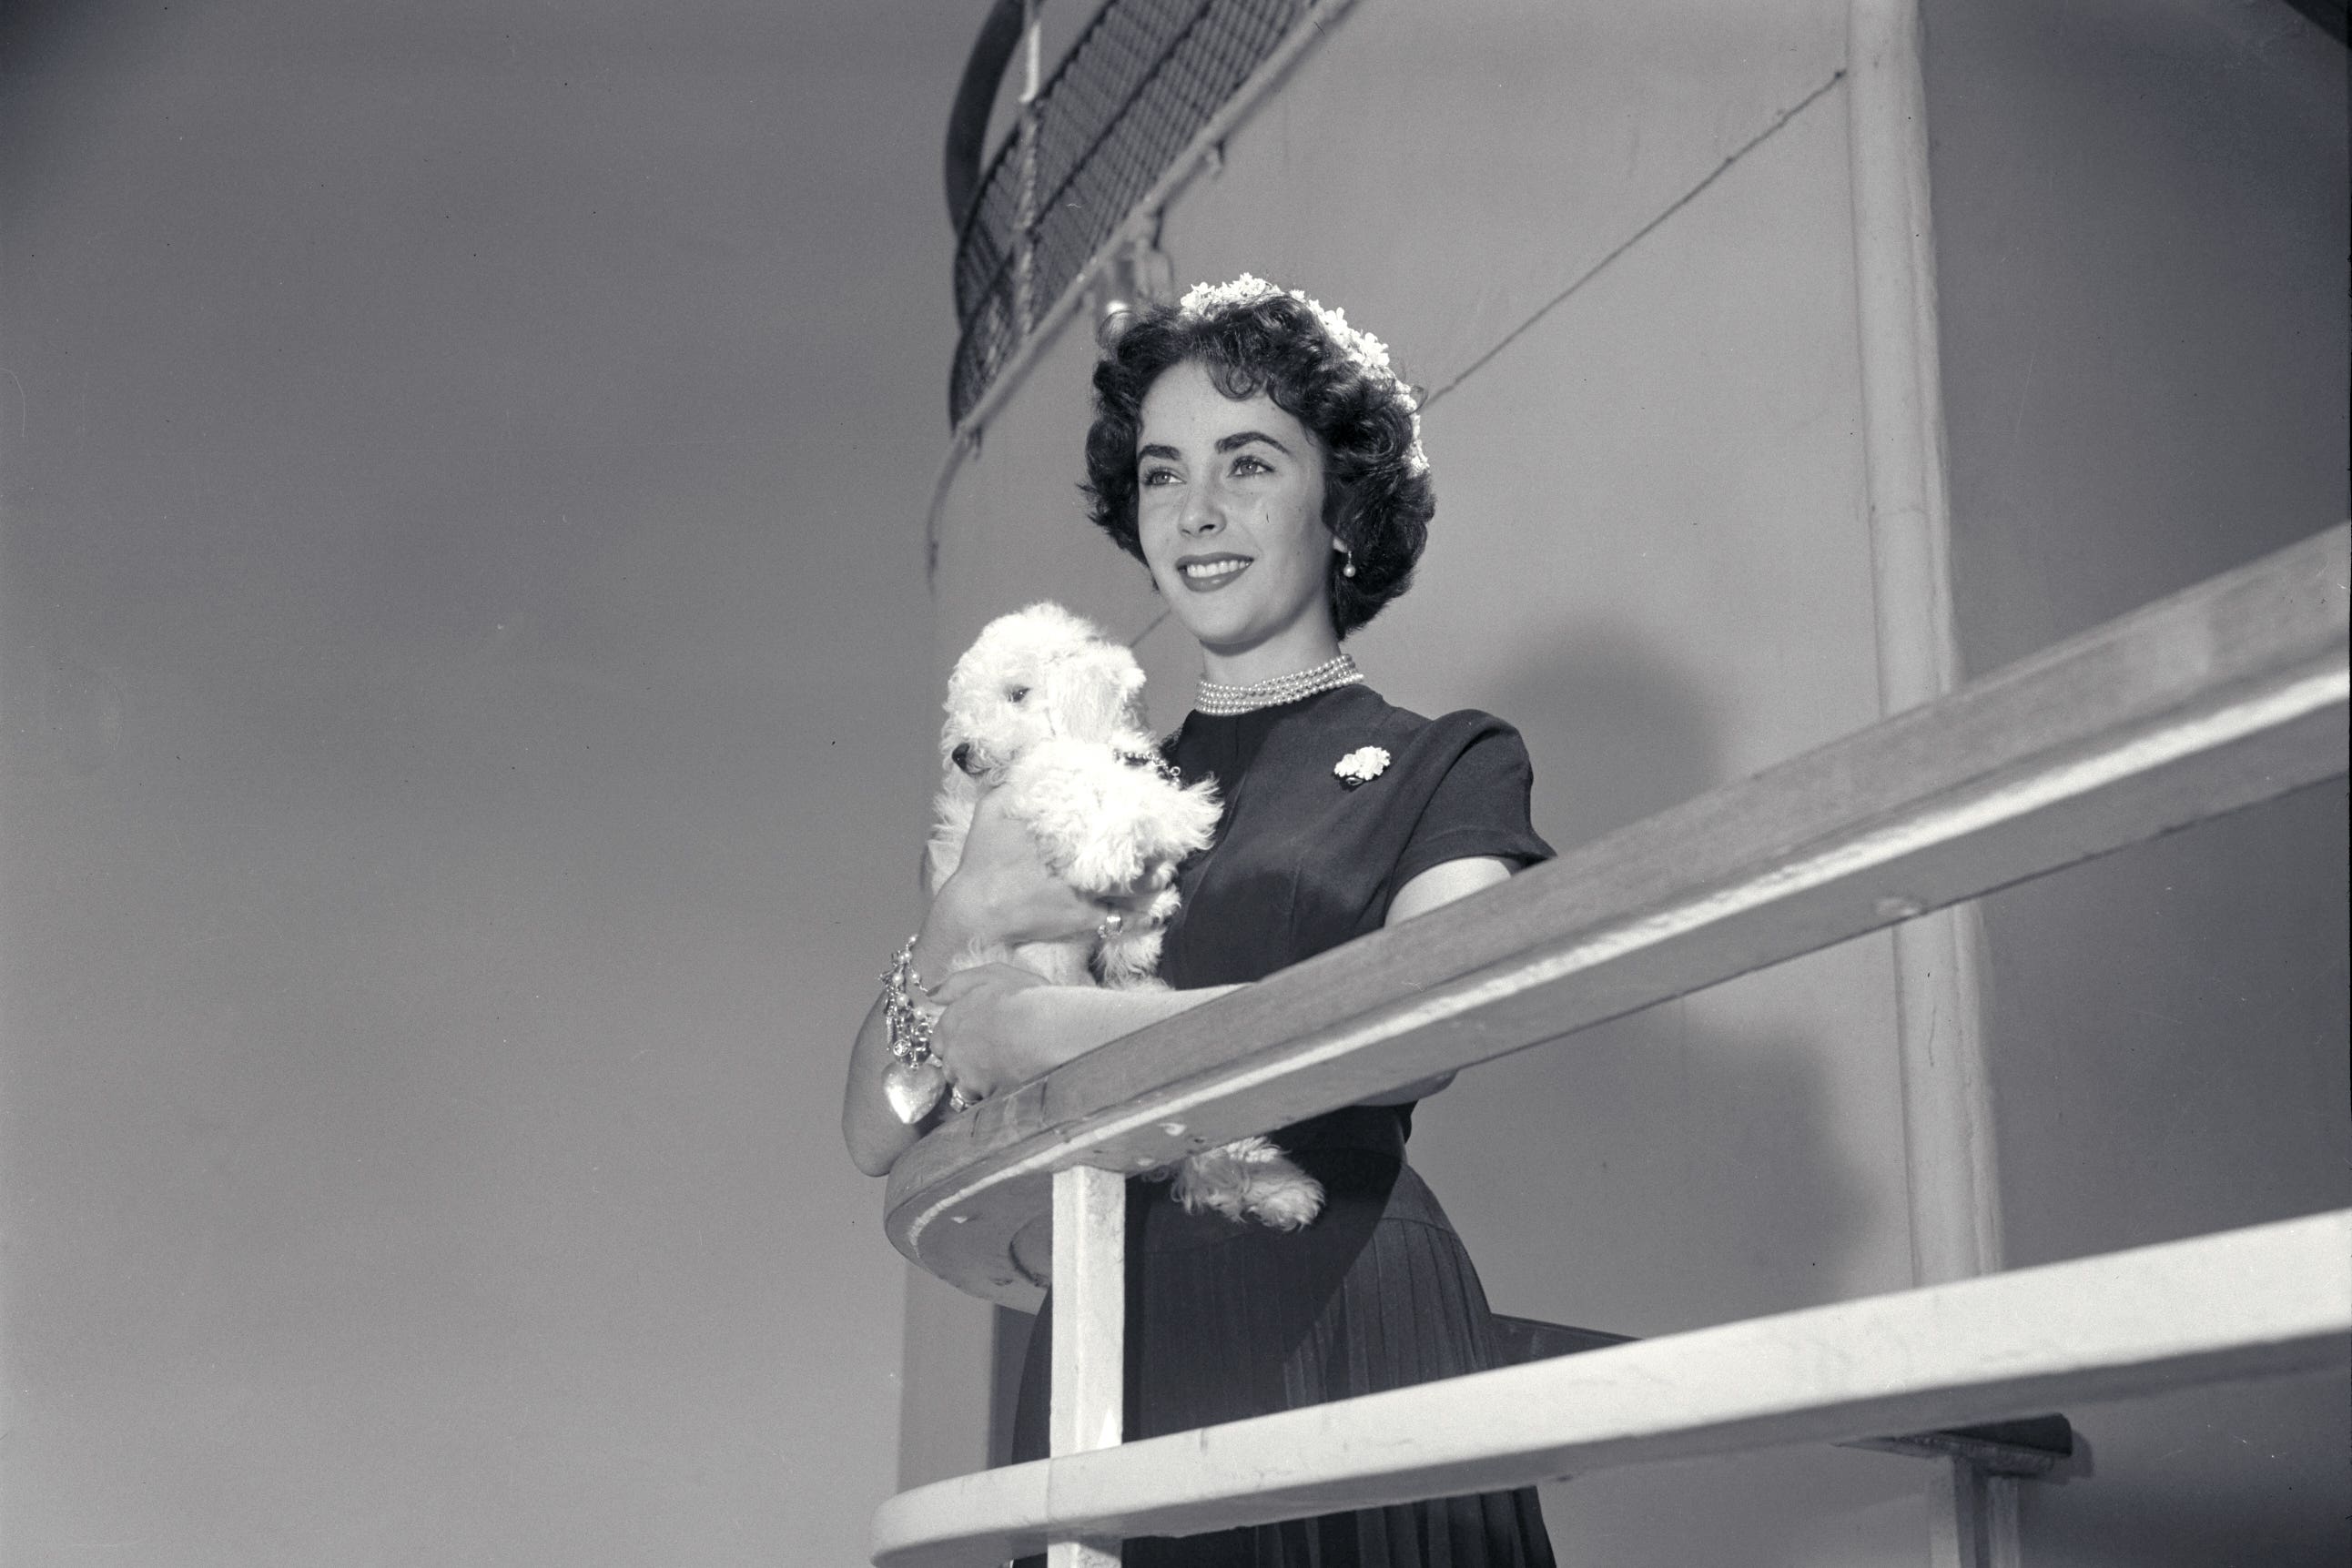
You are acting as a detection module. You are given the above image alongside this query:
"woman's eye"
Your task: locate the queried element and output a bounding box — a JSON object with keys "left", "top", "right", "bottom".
{"left": 1140, "top": 467, "right": 1179, "bottom": 487}
{"left": 1231, "top": 454, "right": 1272, "bottom": 477}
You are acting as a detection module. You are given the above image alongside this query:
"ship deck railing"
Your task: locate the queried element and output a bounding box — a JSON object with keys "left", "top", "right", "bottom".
{"left": 872, "top": 524, "right": 2350, "bottom": 1568}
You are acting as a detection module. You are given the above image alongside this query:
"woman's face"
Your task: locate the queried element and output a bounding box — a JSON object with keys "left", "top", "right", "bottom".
{"left": 1134, "top": 359, "right": 1337, "bottom": 670}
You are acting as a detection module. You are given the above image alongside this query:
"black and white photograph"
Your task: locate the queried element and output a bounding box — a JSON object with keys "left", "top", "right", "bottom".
{"left": 3, "top": 2, "right": 2345, "bottom": 1563}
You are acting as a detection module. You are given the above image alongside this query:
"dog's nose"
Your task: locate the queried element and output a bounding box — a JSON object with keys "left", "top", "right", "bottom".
{"left": 951, "top": 742, "right": 981, "bottom": 775}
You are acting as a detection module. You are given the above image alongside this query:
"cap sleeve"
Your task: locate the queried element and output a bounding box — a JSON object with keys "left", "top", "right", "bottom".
{"left": 1387, "top": 712, "right": 1556, "bottom": 901}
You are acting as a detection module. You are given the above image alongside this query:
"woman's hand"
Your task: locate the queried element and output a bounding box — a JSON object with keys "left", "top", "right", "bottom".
{"left": 847, "top": 787, "right": 1171, "bottom": 1176}
{"left": 925, "top": 962, "right": 1057, "bottom": 1103}
{"left": 926, "top": 785, "right": 1139, "bottom": 958}
{"left": 847, "top": 956, "right": 1241, "bottom": 1173}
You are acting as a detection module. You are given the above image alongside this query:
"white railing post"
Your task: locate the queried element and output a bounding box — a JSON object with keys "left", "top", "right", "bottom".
{"left": 1849, "top": 0, "right": 2005, "bottom": 1288}
{"left": 1849, "top": 2, "right": 2014, "bottom": 1560}
{"left": 1049, "top": 1163, "right": 1125, "bottom": 1567}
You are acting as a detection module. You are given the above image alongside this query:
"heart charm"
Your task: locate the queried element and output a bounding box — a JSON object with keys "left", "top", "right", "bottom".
{"left": 884, "top": 1057, "right": 948, "bottom": 1124}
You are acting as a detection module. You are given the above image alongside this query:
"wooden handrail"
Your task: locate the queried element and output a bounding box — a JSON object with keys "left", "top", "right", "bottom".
{"left": 871, "top": 1209, "right": 2352, "bottom": 1564}
{"left": 884, "top": 525, "right": 2349, "bottom": 1307}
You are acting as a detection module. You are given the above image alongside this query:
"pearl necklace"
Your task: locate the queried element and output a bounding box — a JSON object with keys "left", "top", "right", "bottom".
{"left": 1195, "top": 652, "right": 1364, "bottom": 715}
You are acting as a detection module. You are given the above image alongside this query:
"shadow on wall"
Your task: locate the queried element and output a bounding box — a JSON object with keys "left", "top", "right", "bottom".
{"left": 1424, "top": 624, "right": 1881, "bottom": 1321}
{"left": 1437, "top": 985, "right": 1881, "bottom": 1339}
{"left": 1478, "top": 623, "right": 1724, "bottom": 855}
{"left": 1429, "top": 626, "right": 1901, "bottom": 1564}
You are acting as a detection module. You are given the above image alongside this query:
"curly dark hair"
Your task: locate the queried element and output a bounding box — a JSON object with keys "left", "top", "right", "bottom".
{"left": 1081, "top": 289, "right": 1433, "bottom": 639}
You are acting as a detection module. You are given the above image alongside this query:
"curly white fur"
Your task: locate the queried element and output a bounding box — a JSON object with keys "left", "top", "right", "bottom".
{"left": 928, "top": 602, "right": 1323, "bottom": 1230}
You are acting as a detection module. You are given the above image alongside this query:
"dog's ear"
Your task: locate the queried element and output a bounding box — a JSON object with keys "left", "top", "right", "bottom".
{"left": 1041, "top": 643, "right": 1148, "bottom": 741}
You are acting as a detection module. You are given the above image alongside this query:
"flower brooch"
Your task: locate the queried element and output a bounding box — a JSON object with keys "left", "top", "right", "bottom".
{"left": 1333, "top": 746, "right": 1390, "bottom": 789}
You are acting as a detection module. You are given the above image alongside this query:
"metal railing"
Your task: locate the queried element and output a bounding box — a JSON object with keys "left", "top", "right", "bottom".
{"left": 871, "top": 525, "right": 2352, "bottom": 1564}
{"left": 946, "top": 0, "right": 1321, "bottom": 426}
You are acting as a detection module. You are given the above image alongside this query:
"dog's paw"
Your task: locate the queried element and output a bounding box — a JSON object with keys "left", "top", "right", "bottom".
{"left": 1245, "top": 1172, "right": 1325, "bottom": 1231}
{"left": 1168, "top": 1137, "right": 1324, "bottom": 1229}
{"left": 1228, "top": 1135, "right": 1323, "bottom": 1229}
{"left": 1096, "top": 929, "right": 1165, "bottom": 987}
{"left": 1165, "top": 1146, "right": 1246, "bottom": 1222}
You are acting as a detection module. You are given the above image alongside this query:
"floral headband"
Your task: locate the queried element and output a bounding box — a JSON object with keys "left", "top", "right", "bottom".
{"left": 1175, "top": 274, "right": 1430, "bottom": 476}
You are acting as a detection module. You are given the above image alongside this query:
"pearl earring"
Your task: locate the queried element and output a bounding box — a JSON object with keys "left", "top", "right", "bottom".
{"left": 1341, "top": 545, "right": 1357, "bottom": 579}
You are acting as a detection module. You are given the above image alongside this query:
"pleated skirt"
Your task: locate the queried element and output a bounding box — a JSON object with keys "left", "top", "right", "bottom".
{"left": 1011, "top": 1138, "right": 1556, "bottom": 1568}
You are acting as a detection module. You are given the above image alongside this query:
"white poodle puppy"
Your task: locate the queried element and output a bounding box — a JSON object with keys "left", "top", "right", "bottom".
{"left": 926, "top": 602, "right": 1323, "bottom": 1230}
{"left": 927, "top": 602, "right": 1189, "bottom": 983}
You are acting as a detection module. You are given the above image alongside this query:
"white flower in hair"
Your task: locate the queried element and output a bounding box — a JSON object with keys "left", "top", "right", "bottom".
{"left": 1177, "top": 274, "right": 1431, "bottom": 475}
{"left": 1176, "top": 273, "right": 1284, "bottom": 316}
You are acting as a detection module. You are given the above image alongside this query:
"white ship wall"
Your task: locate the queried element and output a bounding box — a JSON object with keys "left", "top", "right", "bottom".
{"left": 902, "top": 0, "right": 2349, "bottom": 1562}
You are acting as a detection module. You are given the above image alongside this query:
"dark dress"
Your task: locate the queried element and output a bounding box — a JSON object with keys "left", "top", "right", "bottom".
{"left": 1011, "top": 683, "right": 1558, "bottom": 1568}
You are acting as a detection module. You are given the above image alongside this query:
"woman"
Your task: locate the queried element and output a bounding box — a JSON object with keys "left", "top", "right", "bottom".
{"left": 843, "top": 276, "right": 1556, "bottom": 1565}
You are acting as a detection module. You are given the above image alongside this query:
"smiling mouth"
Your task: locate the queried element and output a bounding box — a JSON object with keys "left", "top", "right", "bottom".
{"left": 1177, "top": 555, "right": 1251, "bottom": 590}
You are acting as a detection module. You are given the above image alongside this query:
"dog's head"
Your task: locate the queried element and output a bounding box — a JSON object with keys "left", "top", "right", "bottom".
{"left": 940, "top": 602, "right": 1149, "bottom": 779}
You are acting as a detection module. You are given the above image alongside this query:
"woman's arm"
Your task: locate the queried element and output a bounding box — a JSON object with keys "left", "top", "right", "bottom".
{"left": 840, "top": 879, "right": 1000, "bottom": 1178}
{"left": 1355, "top": 855, "right": 1515, "bottom": 1105}
{"left": 937, "top": 854, "right": 1519, "bottom": 1120}
{"left": 843, "top": 988, "right": 924, "bottom": 1177}
{"left": 842, "top": 782, "right": 1232, "bottom": 1176}
{"left": 847, "top": 844, "right": 1518, "bottom": 1172}
{"left": 1387, "top": 855, "right": 1513, "bottom": 923}
{"left": 927, "top": 970, "right": 1242, "bottom": 1104}
{"left": 939, "top": 855, "right": 1512, "bottom": 1114}
{"left": 847, "top": 961, "right": 1243, "bottom": 1175}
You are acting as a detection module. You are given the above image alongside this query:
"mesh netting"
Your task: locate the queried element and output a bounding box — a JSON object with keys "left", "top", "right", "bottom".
{"left": 949, "top": 0, "right": 1313, "bottom": 426}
